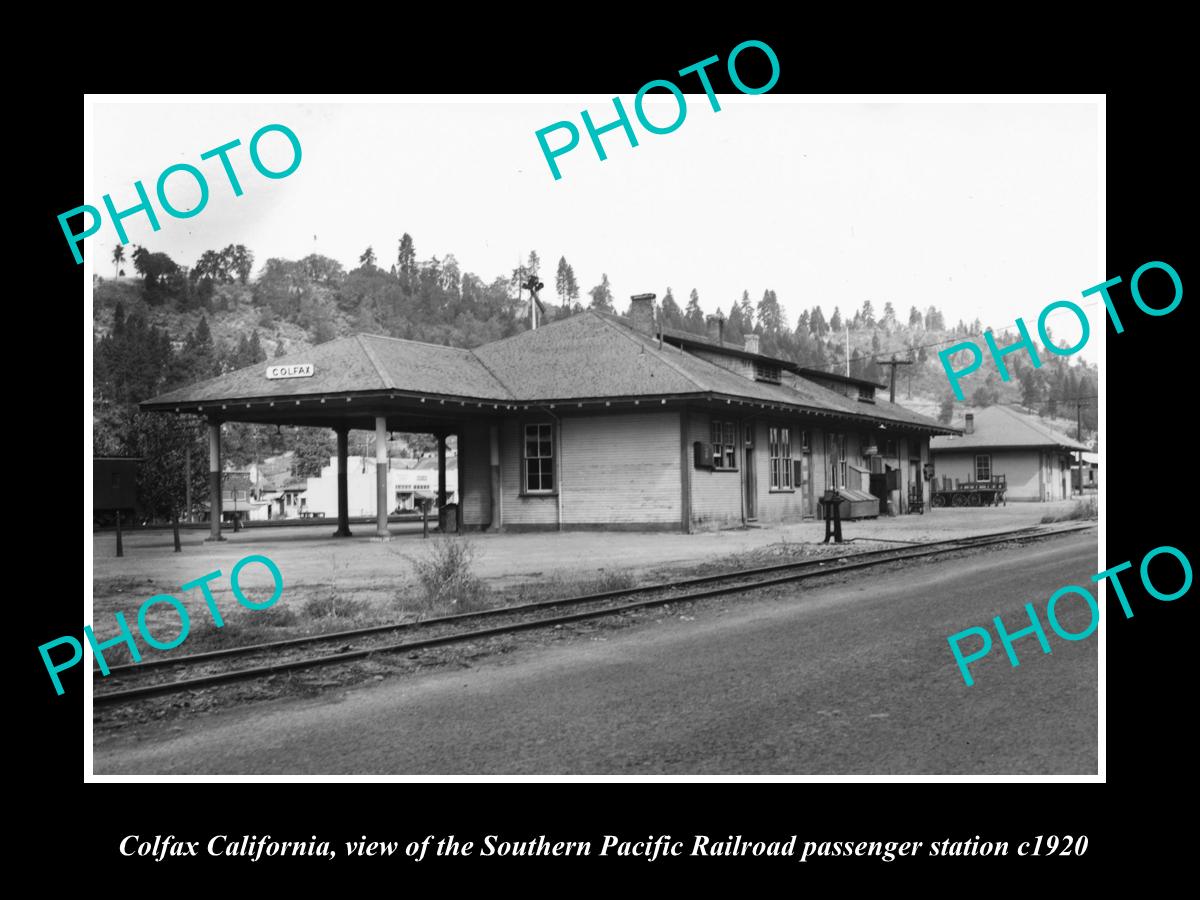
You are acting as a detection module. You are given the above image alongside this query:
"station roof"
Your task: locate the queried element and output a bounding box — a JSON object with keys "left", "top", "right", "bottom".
{"left": 143, "top": 311, "right": 954, "bottom": 434}
{"left": 658, "top": 328, "right": 889, "bottom": 391}
{"left": 930, "top": 405, "right": 1089, "bottom": 453}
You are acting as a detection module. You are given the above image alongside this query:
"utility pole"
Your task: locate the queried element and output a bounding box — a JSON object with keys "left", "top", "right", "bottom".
{"left": 845, "top": 324, "right": 850, "bottom": 377}
{"left": 184, "top": 442, "right": 192, "bottom": 523}
{"left": 882, "top": 355, "right": 913, "bottom": 404}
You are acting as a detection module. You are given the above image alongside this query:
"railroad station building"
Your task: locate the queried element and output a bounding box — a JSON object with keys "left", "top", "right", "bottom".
{"left": 930, "top": 405, "right": 1089, "bottom": 502}
{"left": 142, "top": 295, "right": 956, "bottom": 539}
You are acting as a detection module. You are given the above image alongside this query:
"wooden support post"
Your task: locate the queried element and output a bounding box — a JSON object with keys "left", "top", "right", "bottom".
{"left": 115, "top": 509, "right": 124, "bottom": 557}
{"left": 489, "top": 424, "right": 501, "bottom": 531}
{"left": 206, "top": 419, "right": 224, "bottom": 542}
{"left": 437, "top": 433, "right": 448, "bottom": 509}
{"left": 375, "top": 416, "right": 390, "bottom": 540}
{"left": 679, "top": 406, "right": 692, "bottom": 534}
{"left": 333, "top": 426, "right": 352, "bottom": 537}
{"left": 184, "top": 442, "right": 192, "bottom": 523}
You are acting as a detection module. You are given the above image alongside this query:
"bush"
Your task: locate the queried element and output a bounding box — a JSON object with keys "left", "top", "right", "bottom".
{"left": 1041, "top": 497, "right": 1098, "bottom": 523}
{"left": 405, "top": 537, "right": 490, "bottom": 615}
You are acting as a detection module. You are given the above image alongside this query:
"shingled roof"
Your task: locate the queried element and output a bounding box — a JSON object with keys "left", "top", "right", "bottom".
{"left": 930, "top": 405, "right": 1089, "bottom": 452}
{"left": 145, "top": 333, "right": 512, "bottom": 406}
{"left": 142, "top": 311, "right": 953, "bottom": 433}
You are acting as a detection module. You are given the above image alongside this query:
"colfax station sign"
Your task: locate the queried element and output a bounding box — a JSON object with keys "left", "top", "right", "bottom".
{"left": 266, "top": 363, "right": 314, "bottom": 379}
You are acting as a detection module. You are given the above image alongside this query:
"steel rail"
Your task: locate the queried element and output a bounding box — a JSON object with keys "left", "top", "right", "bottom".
{"left": 92, "top": 523, "right": 1091, "bottom": 706}
{"left": 102, "top": 524, "right": 1058, "bottom": 676}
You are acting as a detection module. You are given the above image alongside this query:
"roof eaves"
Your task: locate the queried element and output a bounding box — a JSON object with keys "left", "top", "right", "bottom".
{"left": 706, "top": 393, "right": 960, "bottom": 434}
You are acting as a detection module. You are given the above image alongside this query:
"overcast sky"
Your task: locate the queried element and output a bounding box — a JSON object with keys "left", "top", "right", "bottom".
{"left": 90, "top": 98, "right": 1100, "bottom": 358}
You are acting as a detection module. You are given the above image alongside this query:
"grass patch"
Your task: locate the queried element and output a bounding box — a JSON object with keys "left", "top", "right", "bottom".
{"left": 497, "top": 569, "right": 638, "bottom": 606}
{"left": 302, "top": 594, "right": 372, "bottom": 620}
{"left": 1041, "top": 497, "right": 1098, "bottom": 523}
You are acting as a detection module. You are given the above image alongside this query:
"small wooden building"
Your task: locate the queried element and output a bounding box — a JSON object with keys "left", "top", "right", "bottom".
{"left": 141, "top": 297, "right": 955, "bottom": 537}
{"left": 930, "top": 406, "right": 1088, "bottom": 502}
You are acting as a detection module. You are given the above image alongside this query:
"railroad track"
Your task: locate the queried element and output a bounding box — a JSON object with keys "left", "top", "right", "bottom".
{"left": 92, "top": 523, "right": 1093, "bottom": 707}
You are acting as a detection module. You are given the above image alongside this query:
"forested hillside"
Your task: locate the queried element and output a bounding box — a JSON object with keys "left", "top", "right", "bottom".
{"left": 93, "top": 235, "right": 1098, "bottom": 521}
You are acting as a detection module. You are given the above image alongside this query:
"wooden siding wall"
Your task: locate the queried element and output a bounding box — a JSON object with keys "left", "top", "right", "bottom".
{"left": 932, "top": 448, "right": 1048, "bottom": 501}
{"left": 748, "top": 417, "right": 809, "bottom": 524}
{"left": 687, "top": 409, "right": 744, "bottom": 530}
{"left": 499, "top": 411, "right": 681, "bottom": 527}
{"left": 459, "top": 420, "right": 492, "bottom": 526}
{"left": 499, "top": 414, "right": 558, "bottom": 527}
{"left": 561, "top": 412, "right": 680, "bottom": 524}
{"left": 489, "top": 405, "right": 937, "bottom": 528}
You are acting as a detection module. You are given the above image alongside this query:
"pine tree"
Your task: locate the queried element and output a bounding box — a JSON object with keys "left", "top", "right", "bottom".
{"left": 938, "top": 394, "right": 954, "bottom": 425}
{"left": 756, "top": 289, "right": 784, "bottom": 335}
{"left": 685, "top": 289, "right": 705, "bottom": 333}
{"left": 112, "top": 243, "right": 125, "bottom": 278}
{"left": 588, "top": 274, "right": 614, "bottom": 311}
{"left": 810, "top": 305, "right": 828, "bottom": 337}
{"left": 850, "top": 348, "right": 865, "bottom": 379}
{"left": 359, "top": 246, "right": 377, "bottom": 268}
{"left": 860, "top": 300, "right": 875, "bottom": 327}
{"left": 661, "top": 288, "right": 683, "bottom": 329}
{"left": 274, "top": 339, "right": 287, "bottom": 358}
{"left": 566, "top": 264, "right": 580, "bottom": 311}
{"left": 726, "top": 301, "right": 746, "bottom": 341}
{"left": 829, "top": 307, "right": 842, "bottom": 333}
{"left": 738, "top": 290, "right": 754, "bottom": 330}
{"left": 397, "top": 234, "right": 416, "bottom": 274}
{"left": 555, "top": 256, "right": 571, "bottom": 306}
{"left": 527, "top": 250, "right": 541, "bottom": 277}
{"left": 909, "top": 305, "right": 924, "bottom": 329}
{"left": 881, "top": 301, "right": 896, "bottom": 331}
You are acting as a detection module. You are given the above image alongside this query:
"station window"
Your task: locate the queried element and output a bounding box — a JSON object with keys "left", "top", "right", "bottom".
{"left": 769, "top": 426, "right": 793, "bottom": 490}
{"left": 524, "top": 423, "right": 555, "bottom": 492}
{"left": 711, "top": 420, "right": 737, "bottom": 470}
{"left": 975, "top": 454, "right": 992, "bottom": 482}
{"left": 754, "top": 362, "right": 782, "bottom": 384}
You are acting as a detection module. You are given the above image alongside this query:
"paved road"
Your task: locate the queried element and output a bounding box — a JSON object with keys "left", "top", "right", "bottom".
{"left": 95, "top": 533, "right": 1098, "bottom": 775}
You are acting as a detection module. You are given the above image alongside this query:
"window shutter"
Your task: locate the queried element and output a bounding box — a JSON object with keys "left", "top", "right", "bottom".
{"left": 694, "top": 442, "right": 713, "bottom": 469}
{"left": 793, "top": 459, "right": 803, "bottom": 485}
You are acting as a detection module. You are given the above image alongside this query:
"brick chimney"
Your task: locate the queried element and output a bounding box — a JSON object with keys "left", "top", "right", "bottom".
{"left": 629, "top": 293, "right": 656, "bottom": 333}
{"left": 744, "top": 333, "right": 761, "bottom": 354}
{"left": 965, "top": 413, "right": 975, "bottom": 435}
{"left": 705, "top": 313, "right": 726, "bottom": 344}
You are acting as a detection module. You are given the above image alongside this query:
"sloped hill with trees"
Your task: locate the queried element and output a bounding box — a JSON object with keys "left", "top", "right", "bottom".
{"left": 93, "top": 234, "right": 1098, "bottom": 522}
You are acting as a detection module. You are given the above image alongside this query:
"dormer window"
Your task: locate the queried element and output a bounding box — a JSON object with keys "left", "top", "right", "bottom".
{"left": 857, "top": 385, "right": 875, "bottom": 403}
{"left": 754, "top": 362, "right": 781, "bottom": 384}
